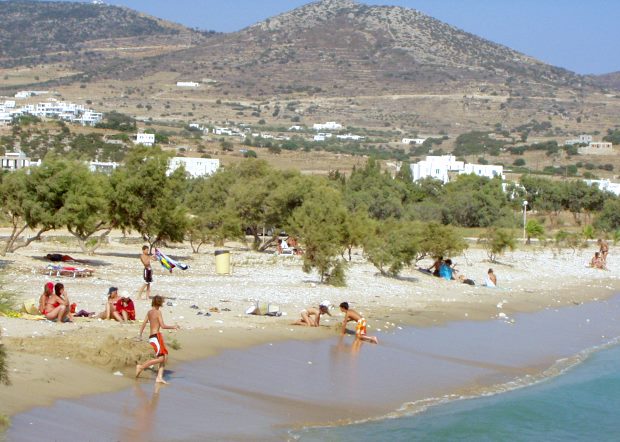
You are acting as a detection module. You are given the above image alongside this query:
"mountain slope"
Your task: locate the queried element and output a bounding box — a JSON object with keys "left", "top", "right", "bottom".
{"left": 0, "top": 0, "right": 208, "bottom": 68}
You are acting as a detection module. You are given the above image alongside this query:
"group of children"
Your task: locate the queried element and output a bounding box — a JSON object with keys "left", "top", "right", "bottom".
{"left": 590, "top": 239, "right": 610, "bottom": 270}
{"left": 293, "top": 300, "right": 379, "bottom": 344}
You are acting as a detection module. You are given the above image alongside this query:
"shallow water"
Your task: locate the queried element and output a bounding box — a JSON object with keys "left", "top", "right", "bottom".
{"left": 299, "top": 342, "right": 620, "bottom": 442}
{"left": 8, "top": 296, "right": 620, "bottom": 441}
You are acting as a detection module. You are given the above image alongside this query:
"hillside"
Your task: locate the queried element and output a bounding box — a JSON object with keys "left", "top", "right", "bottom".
{"left": 592, "top": 72, "right": 620, "bottom": 91}
{"left": 0, "top": 0, "right": 209, "bottom": 69}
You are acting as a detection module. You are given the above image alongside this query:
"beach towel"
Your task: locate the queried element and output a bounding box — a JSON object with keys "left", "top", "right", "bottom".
{"left": 43, "top": 264, "right": 94, "bottom": 278}
{"left": 155, "top": 248, "right": 189, "bottom": 273}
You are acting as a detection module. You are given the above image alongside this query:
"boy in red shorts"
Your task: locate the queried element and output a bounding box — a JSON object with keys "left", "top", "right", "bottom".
{"left": 136, "top": 295, "right": 180, "bottom": 384}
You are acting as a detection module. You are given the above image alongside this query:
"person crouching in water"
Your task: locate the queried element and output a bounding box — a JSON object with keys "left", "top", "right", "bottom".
{"left": 136, "top": 295, "right": 180, "bottom": 384}
{"left": 292, "top": 301, "right": 332, "bottom": 327}
{"left": 339, "top": 302, "right": 378, "bottom": 344}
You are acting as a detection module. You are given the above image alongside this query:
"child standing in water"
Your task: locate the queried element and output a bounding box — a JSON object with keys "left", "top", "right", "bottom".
{"left": 339, "top": 302, "right": 378, "bottom": 344}
{"left": 136, "top": 295, "right": 180, "bottom": 384}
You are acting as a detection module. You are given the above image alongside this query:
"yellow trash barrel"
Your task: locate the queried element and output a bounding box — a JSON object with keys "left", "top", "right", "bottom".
{"left": 215, "top": 250, "right": 231, "bottom": 275}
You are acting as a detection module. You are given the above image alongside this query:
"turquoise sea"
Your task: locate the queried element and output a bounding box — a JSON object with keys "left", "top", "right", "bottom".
{"left": 298, "top": 342, "right": 620, "bottom": 441}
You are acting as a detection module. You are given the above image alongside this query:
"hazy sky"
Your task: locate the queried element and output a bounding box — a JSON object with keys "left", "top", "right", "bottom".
{"left": 35, "top": 0, "right": 620, "bottom": 75}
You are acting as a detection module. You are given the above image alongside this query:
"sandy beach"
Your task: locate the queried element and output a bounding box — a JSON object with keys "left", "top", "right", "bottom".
{"left": 1, "top": 231, "right": 619, "bottom": 436}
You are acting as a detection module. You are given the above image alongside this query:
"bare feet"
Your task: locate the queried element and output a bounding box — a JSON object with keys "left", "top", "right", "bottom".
{"left": 155, "top": 378, "right": 168, "bottom": 384}
{"left": 135, "top": 364, "right": 143, "bottom": 378}
{"left": 370, "top": 336, "right": 379, "bottom": 344}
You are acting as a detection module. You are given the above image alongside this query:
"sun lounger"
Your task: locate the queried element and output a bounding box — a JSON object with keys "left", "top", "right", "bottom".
{"left": 42, "top": 264, "right": 94, "bottom": 278}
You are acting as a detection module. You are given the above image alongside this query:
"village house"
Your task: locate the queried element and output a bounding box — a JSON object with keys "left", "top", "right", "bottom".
{"left": 565, "top": 134, "right": 593, "bottom": 146}
{"left": 410, "top": 155, "right": 504, "bottom": 184}
{"left": 578, "top": 141, "right": 614, "bottom": 155}
{"left": 176, "top": 81, "right": 200, "bottom": 87}
{"left": 402, "top": 137, "right": 427, "bottom": 145}
{"left": 0, "top": 151, "right": 38, "bottom": 171}
{"left": 313, "top": 122, "right": 342, "bottom": 131}
{"left": 135, "top": 133, "right": 156, "bottom": 146}
{"left": 584, "top": 179, "right": 620, "bottom": 196}
{"left": 336, "top": 133, "right": 365, "bottom": 141}
{"left": 168, "top": 157, "right": 220, "bottom": 178}
{"left": 89, "top": 161, "right": 119, "bottom": 174}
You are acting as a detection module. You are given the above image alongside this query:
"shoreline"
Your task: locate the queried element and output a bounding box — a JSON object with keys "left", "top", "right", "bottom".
{"left": 1, "top": 237, "right": 619, "bottom": 426}
{"left": 7, "top": 293, "right": 620, "bottom": 441}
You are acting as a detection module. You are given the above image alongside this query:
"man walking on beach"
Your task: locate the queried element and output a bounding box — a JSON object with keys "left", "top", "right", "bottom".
{"left": 138, "top": 245, "right": 155, "bottom": 300}
{"left": 339, "top": 302, "right": 378, "bottom": 344}
{"left": 136, "top": 295, "right": 180, "bottom": 384}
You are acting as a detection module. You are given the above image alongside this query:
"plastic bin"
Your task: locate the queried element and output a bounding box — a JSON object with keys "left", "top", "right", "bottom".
{"left": 215, "top": 250, "right": 231, "bottom": 275}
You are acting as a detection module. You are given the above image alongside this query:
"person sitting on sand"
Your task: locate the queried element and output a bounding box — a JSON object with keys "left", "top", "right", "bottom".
{"left": 116, "top": 291, "right": 136, "bottom": 321}
{"left": 590, "top": 252, "right": 606, "bottom": 270}
{"left": 439, "top": 259, "right": 454, "bottom": 281}
{"left": 54, "top": 282, "right": 75, "bottom": 322}
{"left": 339, "top": 302, "right": 378, "bottom": 344}
{"left": 292, "top": 301, "right": 332, "bottom": 327}
{"left": 38, "top": 282, "right": 71, "bottom": 322}
{"left": 427, "top": 256, "right": 443, "bottom": 277}
{"left": 99, "top": 286, "right": 122, "bottom": 321}
{"left": 136, "top": 295, "right": 180, "bottom": 384}
{"left": 484, "top": 268, "right": 497, "bottom": 288}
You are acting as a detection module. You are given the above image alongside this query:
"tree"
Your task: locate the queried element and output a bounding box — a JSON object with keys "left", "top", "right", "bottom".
{"left": 290, "top": 187, "right": 348, "bottom": 285}
{"left": 415, "top": 223, "right": 468, "bottom": 262}
{"left": 362, "top": 219, "right": 421, "bottom": 276}
{"left": 59, "top": 162, "right": 112, "bottom": 253}
{"left": 595, "top": 198, "right": 620, "bottom": 232}
{"left": 524, "top": 219, "right": 545, "bottom": 245}
{"left": 0, "top": 159, "right": 70, "bottom": 255}
{"left": 342, "top": 209, "right": 373, "bottom": 261}
{"left": 480, "top": 228, "right": 516, "bottom": 262}
{"left": 109, "top": 147, "right": 188, "bottom": 251}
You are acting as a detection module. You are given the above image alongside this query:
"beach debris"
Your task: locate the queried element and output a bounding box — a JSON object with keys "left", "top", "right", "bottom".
{"left": 167, "top": 302, "right": 173, "bottom": 307}
{"left": 307, "top": 361, "right": 312, "bottom": 365}
{"left": 209, "top": 307, "right": 220, "bottom": 313}
{"left": 498, "top": 312, "right": 507, "bottom": 319}
{"left": 113, "top": 371, "right": 123, "bottom": 376}
{"left": 190, "top": 305, "right": 199, "bottom": 309}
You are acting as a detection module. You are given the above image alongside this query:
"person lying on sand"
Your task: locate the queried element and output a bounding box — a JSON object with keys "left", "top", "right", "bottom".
{"left": 292, "top": 301, "right": 331, "bottom": 326}
{"left": 136, "top": 295, "right": 180, "bottom": 384}
{"left": 46, "top": 253, "right": 86, "bottom": 264}
{"left": 339, "top": 302, "right": 378, "bottom": 344}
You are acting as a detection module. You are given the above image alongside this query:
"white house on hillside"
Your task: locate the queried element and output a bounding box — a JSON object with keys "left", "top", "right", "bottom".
{"left": 176, "top": 81, "right": 200, "bottom": 87}
{"left": 584, "top": 179, "right": 620, "bottom": 196}
{"left": 135, "top": 133, "right": 155, "bottom": 146}
{"left": 168, "top": 157, "right": 220, "bottom": 178}
{"left": 0, "top": 152, "right": 36, "bottom": 171}
{"left": 402, "top": 138, "right": 427, "bottom": 145}
{"left": 313, "top": 122, "right": 342, "bottom": 131}
{"left": 410, "top": 155, "right": 504, "bottom": 184}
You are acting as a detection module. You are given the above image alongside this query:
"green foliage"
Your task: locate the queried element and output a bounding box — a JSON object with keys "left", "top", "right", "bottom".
{"left": 480, "top": 228, "right": 516, "bottom": 262}
{"left": 109, "top": 147, "right": 188, "bottom": 249}
{"left": 362, "top": 219, "right": 421, "bottom": 276}
{"left": 603, "top": 129, "right": 620, "bottom": 145}
{"left": 554, "top": 230, "right": 584, "bottom": 251}
{"left": 524, "top": 219, "right": 545, "bottom": 244}
{"left": 290, "top": 187, "right": 348, "bottom": 284}
{"left": 453, "top": 131, "right": 506, "bottom": 156}
{"left": 415, "top": 223, "right": 468, "bottom": 262}
{"left": 595, "top": 198, "right": 620, "bottom": 232}
{"left": 95, "top": 111, "right": 136, "bottom": 132}
{"left": 582, "top": 224, "right": 595, "bottom": 241}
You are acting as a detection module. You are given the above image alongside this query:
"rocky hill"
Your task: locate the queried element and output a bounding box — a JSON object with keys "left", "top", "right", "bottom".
{"left": 0, "top": 0, "right": 209, "bottom": 68}
{"left": 115, "top": 0, "right": 589, "bottom": 98}
{"left": 592, "top": 72, "right": 620, "bottom": 91}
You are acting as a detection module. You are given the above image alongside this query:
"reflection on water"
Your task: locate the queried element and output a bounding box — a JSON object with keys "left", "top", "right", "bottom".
{"left": 120, "top": 384, "right": 162, "bottom": 442}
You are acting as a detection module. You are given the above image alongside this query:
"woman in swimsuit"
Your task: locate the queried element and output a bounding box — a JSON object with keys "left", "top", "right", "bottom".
{"left": 54, "top": 282, "right": 73, "bottom": 322}
{"left": 99, "top": 287, "right": 124, "bottom": 321}
{"left": 38, "top": 282, "right": 69, "bottom": 322}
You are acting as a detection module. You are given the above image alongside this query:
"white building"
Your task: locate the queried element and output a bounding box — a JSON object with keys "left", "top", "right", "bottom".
{"left": 168, "top": 157, "right": 220, "bottom": 178}
{"left": 14, "top": 90, "right": 48, "bottom": 99}
{"left": 176, "top": 81, "right": 200, "bottom": 87}
{"left": 0, "top": 152, "right": 35, "bottom": 171}
{"left": 462, "top": 163, "right": 504, "bottom": 180}
{"left": 578, "top": 141, "right": 613, "bottom": 155}
{"left": 402, "top": 138, "right": 427, "bottom": 145}
{"left": 410, "top": 155, "right": 504, "bottom": 183}
{"left": 313, "top": 133, "right": 333, "bottom": 142}
{"left": 337, "top": 133, "right": 365, "bottom": 141}
{"left": 135, "top": 133, "right": 156, "bottom": 146}
{"left": 565, "top": 134, "right": 593, "bottom": 146}
{"left": 89, "top": 161, "right": 119, "bottom": 174}
{"left": 288, "top": 125, "right": 303, "bottom": 131}
{"left": 0, "top": 112, "right": 12, "bottom": 125}
{"left": 313, "top": 122, "right": 342, "bottom": 131}
{"left": 584, "top": 179, "right": 620, "bottom": 196}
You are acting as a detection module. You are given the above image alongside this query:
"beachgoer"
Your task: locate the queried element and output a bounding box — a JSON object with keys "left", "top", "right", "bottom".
{"left": 598, "top": 239, "right": 609, "bottom": 264}
{"left": 590, "top": 252, "right": 605, "bottom": 270}
{"left": 38, "top": 282, "right": 67, "bottom": 322}
{"left": 484, "top": 268, "right": 497, "bottom": 288}
{"left": 99, "top": 286, "right": 122, "bottom": 321}
{"left": 339, "top": 302, "right": 378, "bottom": 344}
{"left": 46, "top": 253, "right": 85, "bottom": 263}
{"left": 54, "top": 282, "right": 74, "bottom": 322}
{"left": 439, "top": 259, "right": 454, "bottom": 281}
{"left": 292, "top": 301, "right": 332, "bottom": 327}
{"left": 428, "top": 256, "right": 443, "bottom": 277}
{"left": 116, "top": 291, "right": 136, "bottom": 321}
{"left": 136, "top": 295, "right": 180, "bottom": 384}
{"left": 137, "top": 245, "right": 155, "bottom": 300}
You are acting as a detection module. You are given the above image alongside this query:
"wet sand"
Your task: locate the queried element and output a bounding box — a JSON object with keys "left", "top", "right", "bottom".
{"left": 8, "top": 294, "right": 620, "bottom": 441}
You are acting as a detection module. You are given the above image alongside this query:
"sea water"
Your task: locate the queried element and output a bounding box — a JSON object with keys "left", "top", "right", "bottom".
{"left": 298, "top": 342, "right": 620, "bottom": 442}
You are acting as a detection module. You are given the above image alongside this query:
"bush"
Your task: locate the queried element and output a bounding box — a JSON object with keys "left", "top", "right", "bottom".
{"left": 513, "top": 158, "right": 526, "bottom": 167}
{"left": 480, "top": 228, "right": 516, "bottom": 262}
